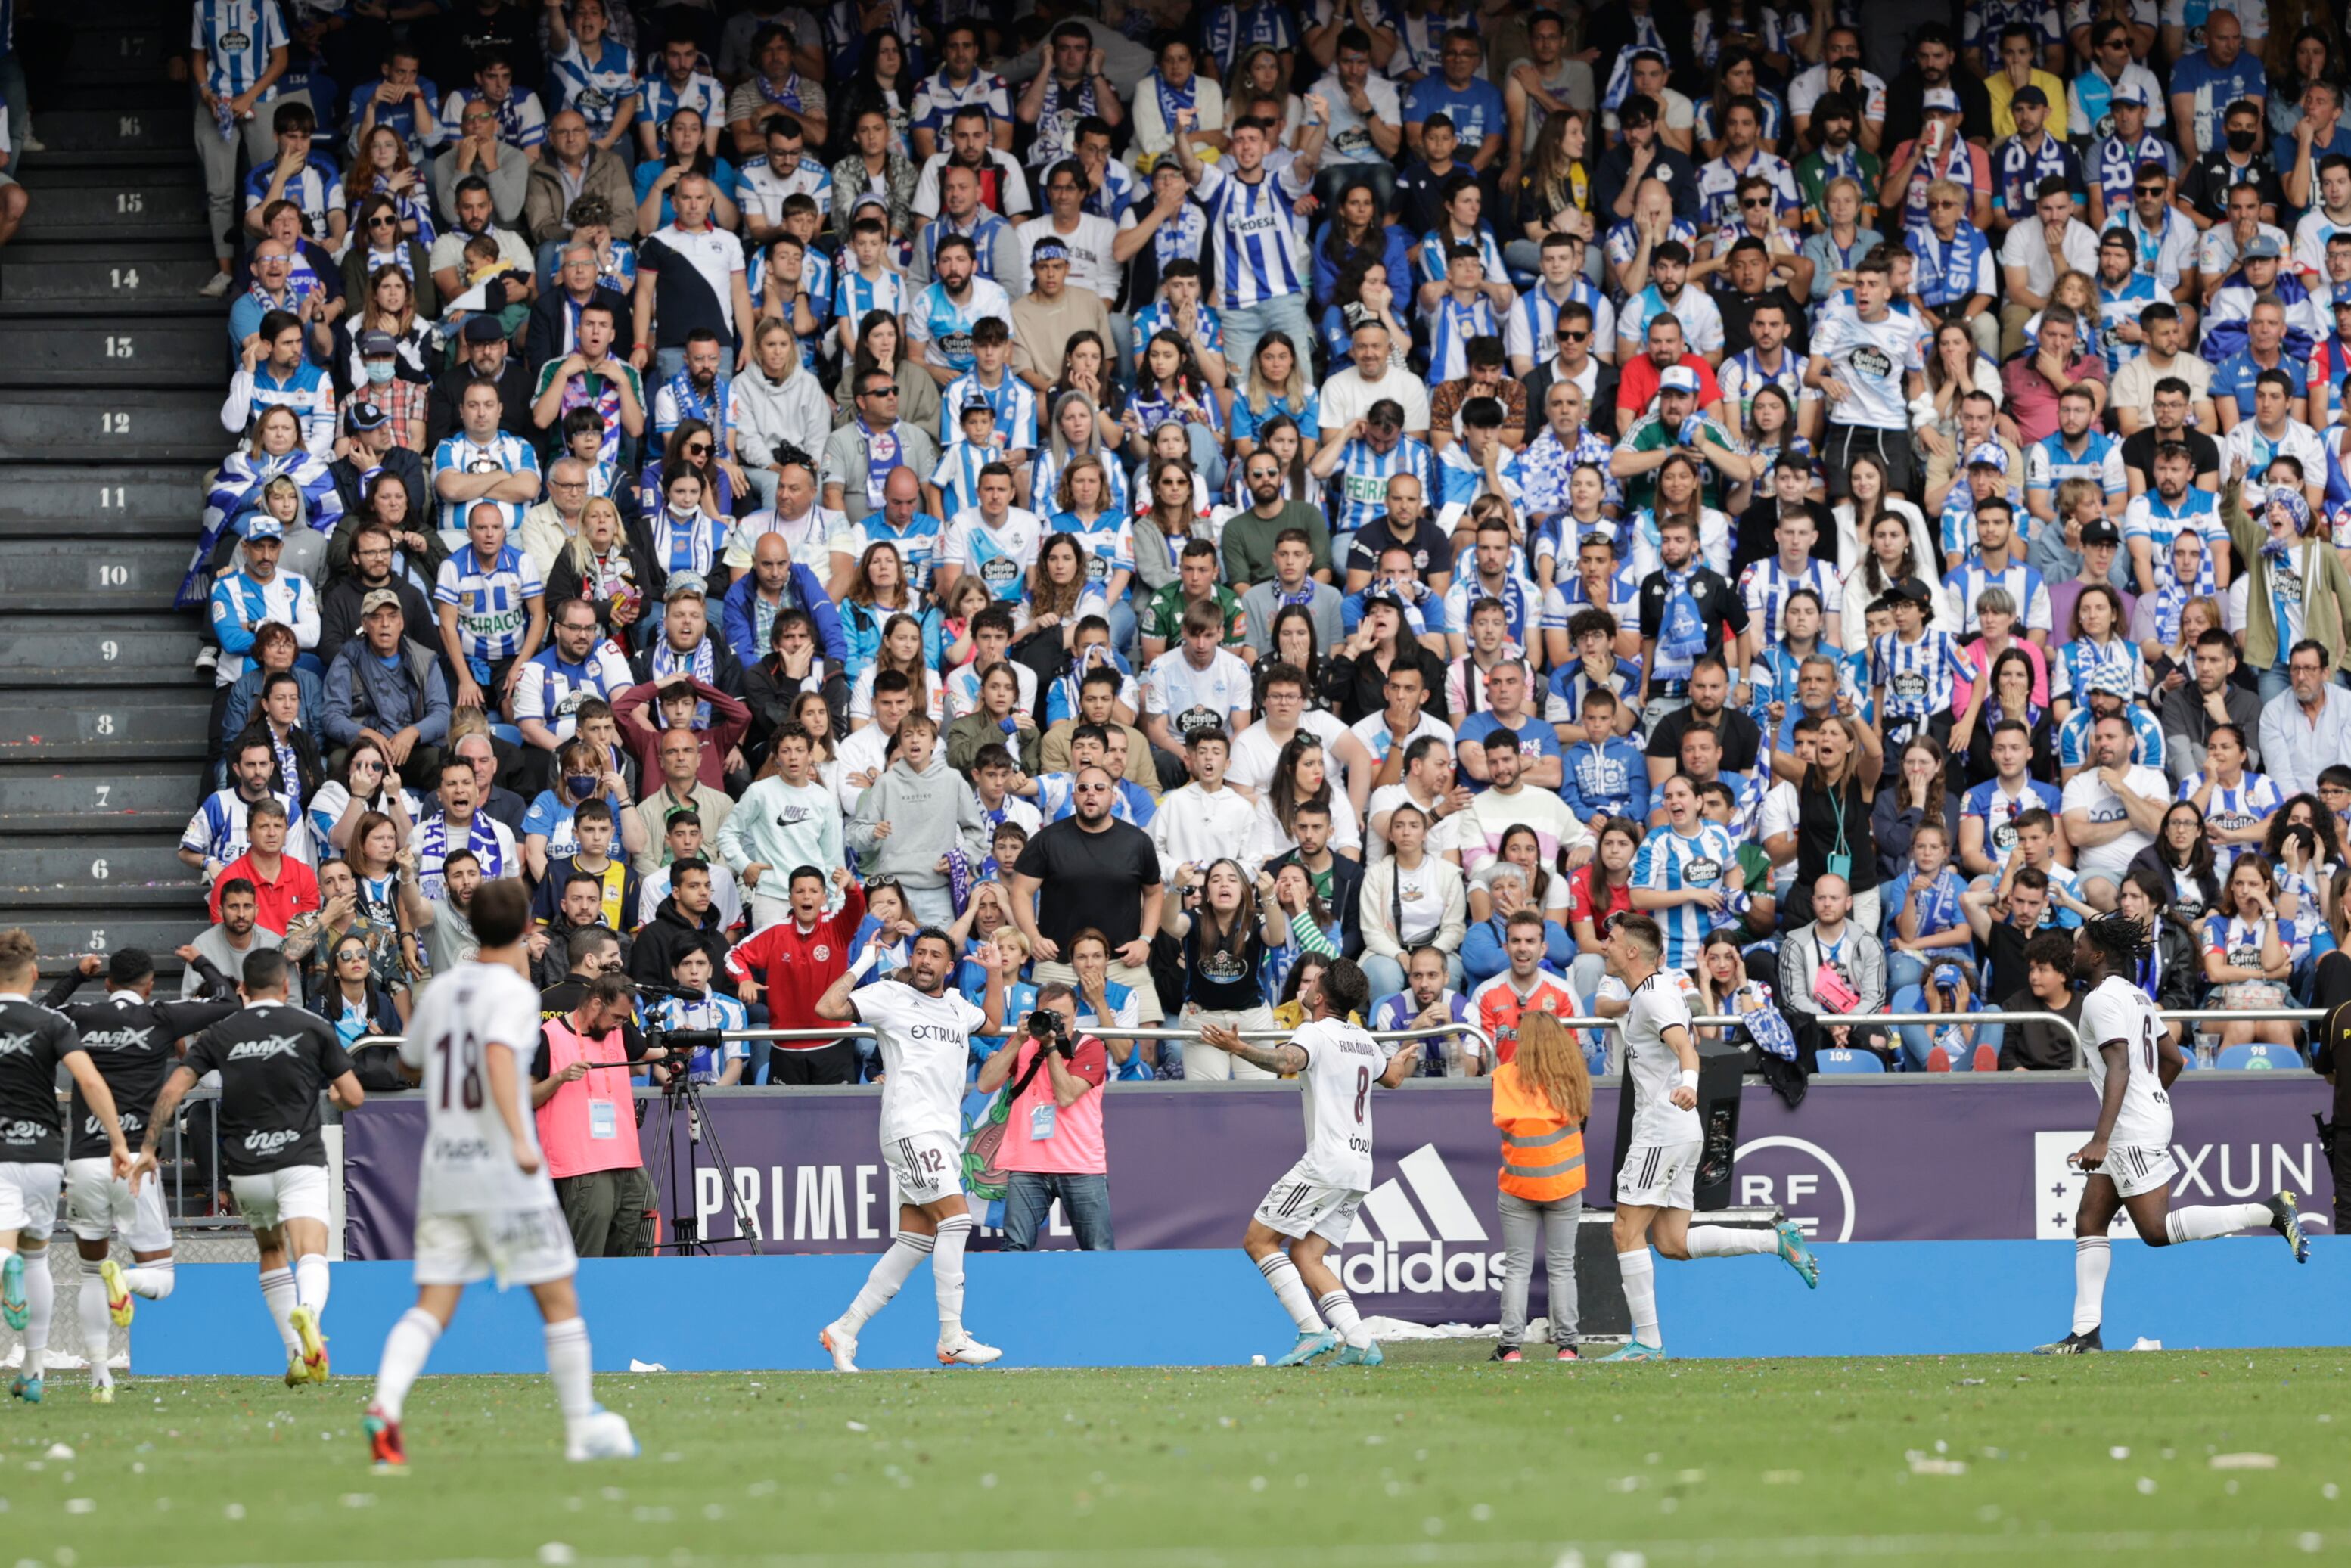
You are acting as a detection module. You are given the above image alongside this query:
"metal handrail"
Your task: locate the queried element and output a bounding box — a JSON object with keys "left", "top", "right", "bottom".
{"left": 356, "top": 1020, "right": 1502, "bottom": 1058}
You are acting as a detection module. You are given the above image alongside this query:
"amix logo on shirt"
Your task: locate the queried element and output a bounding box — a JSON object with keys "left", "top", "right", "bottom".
{"left": 226, "top": 1035, "right": 307, "bottom": 1061}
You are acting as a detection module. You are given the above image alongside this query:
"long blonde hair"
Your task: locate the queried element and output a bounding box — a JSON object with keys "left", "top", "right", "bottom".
{"left": 1511, "top": 1013, "right": 1591, "bottom": 1123}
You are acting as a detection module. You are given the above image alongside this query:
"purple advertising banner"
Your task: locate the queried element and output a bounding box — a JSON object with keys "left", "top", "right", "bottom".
{"left": 343, "top": 1077, "right": 2338, "bottom": 1323}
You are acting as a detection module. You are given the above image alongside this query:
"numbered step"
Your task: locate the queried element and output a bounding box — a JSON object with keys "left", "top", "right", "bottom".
{"left": 0, "top": 465, "right": 210, "bottom": 532}
{"left": 0, "top": 842, "right": 204, "bottom": 906}
{"left": 17, "top": 182, "right": 207, "bottom": 241}
{"left": 0, "top": 540, "right": 189, "bottom": 609}
{"left": 63, "top": 26, "right": 173, "bottom": 82}
{"left": 0, "top": 257, "right": 222, "bottom": 314}
{"left": 0, "top": 765, "right": 207, "bottom": 832}
{"left": 0, "top": 694, "right": 210, "bottom": 756}
{"left": 0, "top": 390, "right": 225, "bottom": 460}
{"left": 20, "top": 109, "right": 184, "bottom": 154}
{"left": 13, "top": 917, "right": 213, "bottom": 978}
{"left": 0, "top": 623, "right": 207, "bottom": 687}
{"left": 0, "top": 321, "right": 222, "bottom": 387}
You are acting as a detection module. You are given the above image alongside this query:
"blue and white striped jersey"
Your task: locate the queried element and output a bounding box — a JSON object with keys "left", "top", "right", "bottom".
{"left": 652, "top": 370, "right": 738, "bottom": 441}
{"left": 1961, "top": 777, "right": 2064, "bottom": 866}
{"left": 2179, "top": 769, "right": 2283, "bottom": 871}
{"left": 1031, "top": 450, "right": 1131, "bottom": 517}
{"left": 2052, "top": 637, "right": 2146, "bottom": 704}
{"left": 1202, "top": 1, "right": 1297, "bottom": 75}
{"left": 433, "top": 543, "right": 547, "bottom": 663}
{"left": 1194, "top": 159, "right": 1314, "bottom": 311}
{"left": 1425, "top": 292, "right": 1501, "bottom": 384}
{"left": 2026, "top": 429, "right": 2126, "bottom": 508}
{"left": 1942, "top": 560, "right": 2051, "bottom": 638}
{"left": 1738, "top": 556, "right": 1840, "bottom": 648}
{"left": 182, "top": 787, "right": 298, "bottom": 869}
{"left": 735, "top": 152, "right": 834, "bottom": 228}
{"left": 430, "top": 431, "right": 542, "bottom": 535}
{"left": 192, "top": 0, "right": 289, "bottom": 102}
{"left": 910, "top": 68, "right": 1013, "bottom": 141}
{"left": 2120, "top": 489, "right": 2225, "bottom": 585}
{"left": 638, "top": 70, "right": 727, "bottom": 137}
{"left": 2054, "top": 703, "right": 2166, "bottom": 773}
{"left": 833, "top": 265, "right": 905, "bottom": 331}
{"left": 1871, "top": 627, "right": 1967, "bottom": 732}
{"left": 1629, "top": 821, "right": 1740, "bottom": 973}
{"left": 939, "top": 370, "right": 1039, "bottom": 450}
{"left": 930, "top": 437, "right": 1006, "bottom": 517}
{"left": 440, "top": 86, "right": 545, "bottom": 150}
{"left": 240, "top": 151, "right": 344, "bottom": 236}
{"left": 1505, "top": 279, "right": 1615, "bottom": 370}
{"left": 1325, "top": 435, "right": 1436, "bottom": 534}
{"left": 547, "top": 36, "right": 638, "bottom": 138}
{"left": 1048, "top": 510, "right": 1138, "bottom": 588}
{"left": 510, "top": 641, "right": 635, "bottom": 741}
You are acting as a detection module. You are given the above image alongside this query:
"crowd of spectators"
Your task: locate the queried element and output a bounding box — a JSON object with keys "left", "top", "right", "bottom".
{"left": 160, "top": 0, "right": 2351, "bottom": 1097}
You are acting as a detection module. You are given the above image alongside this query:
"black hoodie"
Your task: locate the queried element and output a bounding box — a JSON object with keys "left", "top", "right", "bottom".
{"left": 628, "top": 893, "right": 737, "bottom": 998}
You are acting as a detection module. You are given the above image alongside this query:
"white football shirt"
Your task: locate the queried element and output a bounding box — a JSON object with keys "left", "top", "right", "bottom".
{"left": 2078, "top": 973, "right": 2173, "bottom": 1149}
{"left": 853, "top": 977, "right": 989, "bottom": 1145}
{"left": 401, "top": 961, "right": 559, "bottom": 1217}
{"left": 1622, "top": 970, "right": 1701, "bottom": 1147}
{"left": 1291, "top": 1016, "right": 1389, "bottom": 1192}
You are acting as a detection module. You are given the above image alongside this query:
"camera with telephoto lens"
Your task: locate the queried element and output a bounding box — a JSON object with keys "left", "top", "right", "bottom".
{"left": 1025, "top": 1008, "right": 1074, "bottom": 1056}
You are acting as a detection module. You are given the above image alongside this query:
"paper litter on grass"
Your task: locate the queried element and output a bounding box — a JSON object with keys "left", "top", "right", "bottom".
{"left": 628, "top": 1359, "right": 669, "bottom": 1373}
{"left": 2211, "top": 1453, "right": 2281, "bottom": 1470}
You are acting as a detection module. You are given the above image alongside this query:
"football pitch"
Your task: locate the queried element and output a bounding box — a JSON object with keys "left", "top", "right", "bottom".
{"left": 2, "top": 1344, "right": 2346, "bottom": 1567}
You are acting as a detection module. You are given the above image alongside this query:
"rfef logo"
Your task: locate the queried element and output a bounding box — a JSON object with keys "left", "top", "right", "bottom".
{"left": 1732, "top": 1135, "right": 1856, "bottom": 1242}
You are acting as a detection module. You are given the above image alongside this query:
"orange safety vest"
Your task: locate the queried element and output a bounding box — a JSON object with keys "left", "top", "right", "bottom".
{"left": 534, "top": 1017, "right": 644, "bottom": 1180}
{"left": 1490, "top": 1062, "right": 1586, "bottom": 1203}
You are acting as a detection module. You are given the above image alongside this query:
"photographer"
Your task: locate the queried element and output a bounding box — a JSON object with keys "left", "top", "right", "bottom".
{"left": 531, "top": 970, "right": 661, "bottom": 1258}
{"left": 974, "top": 983, "right": 1113, "bottom": 1252}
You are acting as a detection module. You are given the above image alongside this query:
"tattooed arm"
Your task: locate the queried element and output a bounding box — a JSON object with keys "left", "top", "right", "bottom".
{"left": 1197, "top": 1021, "right": 1306, "bottom": 1076}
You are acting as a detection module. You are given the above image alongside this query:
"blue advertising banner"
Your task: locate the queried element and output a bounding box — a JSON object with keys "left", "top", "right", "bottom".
{"left": 341, "top": 1077, "right": 2337, "bottom": 1324}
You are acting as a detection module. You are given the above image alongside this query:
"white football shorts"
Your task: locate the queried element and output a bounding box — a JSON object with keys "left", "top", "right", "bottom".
{"left": 1617, "top": 1139, "right": 1703, "bottom": 1211}
{"left": 64, "top": 1157, "right": 172, "bottom": 1251}
{"left": 0, "top": 1162, "right": 62, "bottom": 1237}
{"left": 2098, "top": 1142, "right": 2179, "bottom": 1200}
{"left": 884, "top": 1131, "right": 964, "bottom": 1207}
{"left": 1252, "top": 1160, "right": 1366, "bottom": 1247}
{"left": 413, "top": 1205, "right": 579, "bottom": 1289}
{"left": 229, "top": 1165, "right": 332, "bottom": 1232}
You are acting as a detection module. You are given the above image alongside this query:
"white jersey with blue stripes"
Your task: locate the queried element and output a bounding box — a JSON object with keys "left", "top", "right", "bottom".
{"left": 193, "top": 0, "right": 290, "bottom": 102}
{"left": 1193, "top": 159, "right": 1313, "bottom": 311}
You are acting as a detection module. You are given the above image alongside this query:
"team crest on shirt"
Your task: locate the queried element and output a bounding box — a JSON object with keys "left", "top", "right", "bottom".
{"left": 1690, "top": 580, "right": 1712, "bottom": 598}
{"left": 1851, "top": 345, "right": 1893, "bottom": 380}
{"left": 812, "top": 945, "right": 831, "bottom": 962}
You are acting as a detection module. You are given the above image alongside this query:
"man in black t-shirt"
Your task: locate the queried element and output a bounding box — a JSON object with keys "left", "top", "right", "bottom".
{"left": 40, "top": 948, "right": 241, "bottom": 1399}
{"left": 1961, "top": 864, "right": 2054, "bottom": 1066}
{"left": 1642, "top": 655, "right": 1762, "bottom": 787}
{"left": 1009, "top": 765, "right": 1167, "bottom": 1024}
{"left": 141, "top": 949, "right": 362, "bottom": 1390}
{"left": 2119, "top": 378, "right": 2222, "bottom": 495}
{"left": 0, "top": 927, "right": 132, "bottom": 1405}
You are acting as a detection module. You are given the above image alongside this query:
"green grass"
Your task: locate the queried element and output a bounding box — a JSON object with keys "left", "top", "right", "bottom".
{"left": 3, "top": 1345, "right": 2348, "bottom": 1566}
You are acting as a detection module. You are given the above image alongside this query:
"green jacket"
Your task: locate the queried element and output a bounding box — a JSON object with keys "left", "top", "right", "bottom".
{"left": 2221, "top": 478, "right": 2351, "bottom": 671}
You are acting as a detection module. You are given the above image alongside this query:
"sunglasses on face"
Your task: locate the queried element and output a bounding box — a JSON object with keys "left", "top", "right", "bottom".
{"left": 1741, "top": 195, "right": 1772, "bottom": 208}
{"left": 685, "top": 442, "right": 711, "bottom": 456}
{"left": 367, "top": 214, "right": 398, "bottom": 228}
{"left": 1561, "top": 328, "right": 1589, "bottom": 342}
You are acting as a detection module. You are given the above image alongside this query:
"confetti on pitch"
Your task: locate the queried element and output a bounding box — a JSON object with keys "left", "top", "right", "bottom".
{"left": 2210, "top": 1454, "right": 2281, "bottom": 1470}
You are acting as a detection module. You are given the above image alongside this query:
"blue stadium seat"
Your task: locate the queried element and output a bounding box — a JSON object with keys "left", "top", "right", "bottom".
{"left": 1815, "top": 1048, "right": 1885, "bottom": 1075}
{"left": 2213, "top": 1042, "right": 2305, "bottom": 1070}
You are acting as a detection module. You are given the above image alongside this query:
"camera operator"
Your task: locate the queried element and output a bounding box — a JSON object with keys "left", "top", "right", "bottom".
{"left": 530, "top": 970, "right": 663, "bottom": 1258}
{"left": 974, "top": 983, "right": 1113, "bottom": 1252}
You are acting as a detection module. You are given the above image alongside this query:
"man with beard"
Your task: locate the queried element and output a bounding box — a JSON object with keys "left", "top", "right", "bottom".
{"left": 2060, "top": 713, "right": 2172, "bottom": 908}
{"left": 408, "top": 759, "right": 520, "bottom": 903}
{"left": 908, "top": 231, "right": 1014, "bottom": 384}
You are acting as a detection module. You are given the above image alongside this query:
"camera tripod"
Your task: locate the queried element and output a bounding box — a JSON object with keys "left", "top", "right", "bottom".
{"left": 645, "top": 1026, "right": 764, "bottom": 1256}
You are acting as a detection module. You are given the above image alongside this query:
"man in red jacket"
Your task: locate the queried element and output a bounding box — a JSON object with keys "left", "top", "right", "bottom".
{"left": 722, "top": 865, "right": 867, "bottom": 1085}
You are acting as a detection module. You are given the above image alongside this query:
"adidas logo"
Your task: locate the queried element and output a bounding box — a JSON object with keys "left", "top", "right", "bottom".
{"left": 1359, "top": 1143, "right": 1489, "bottom": 1244}
{"left": 1340, "top": 1144, "right": 1502, "bottom": 1297}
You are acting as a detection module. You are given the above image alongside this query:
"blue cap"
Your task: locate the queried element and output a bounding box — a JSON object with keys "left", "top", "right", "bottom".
{"left": 244, "top": 515, "right": 285, "bottom": 542}
{"left": 2331, "top": 281, "right": 2351, "bottom": 309}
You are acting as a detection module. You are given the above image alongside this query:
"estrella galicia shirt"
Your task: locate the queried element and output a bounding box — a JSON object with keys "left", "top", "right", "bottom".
{"left": 193, "top": 0, "right": 290, "bottom": 104}
{"left": 434, "top": 542, "right": 546, "bottom": 662}
{"left": 183, "top": 1001, "right": 352, "bottom": 1175}
{"left": 0, "top": 995, "right": 85, "bottom": 1166}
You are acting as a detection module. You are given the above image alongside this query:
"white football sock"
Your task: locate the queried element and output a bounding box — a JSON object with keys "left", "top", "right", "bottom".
{"left": 1685, "top": 1226, "right": 1778, "bottom": 1259}
{"left": 125, "top": 1261, "right": 175, "bottom": 1300}
{"left": 22, "top": 1254, "right": 53, "bottom": 1378}
{"left": 930, "top": 1215, "right": 974, "bottom": 1338}
{"left": 2072, "top": 1235, "right": 2110, "bottom": 1335}
{"left": 77, "top": 1274, "right": 113, "bottom": 1385}
{"left": 840, "top": 1234, "right": 932, "bottom": 1331}
{"left": 259, "top": 1266, "right": 300, "bottom": 1354}
{"left": 371, "top": 1308, "right": 441, "bottom": 1423}
{"left": 2165, "top": 1203, "right": 2272, "bottom": 1244}
{"left": 293, "top": 1252, "right": 331, "bottom": 1325}
{"left": 544, "top": 1317, "right": 595, "bottom": 1430}
{"left": 1617, "top": 1248, "right": 1660, "bottom": 1349}
{"left": 1316, "top": 1289, "right": 1371, "bottom": 1349}
{"left": 1256, "top": 1253, "right": 1325, "bottom": 1334}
